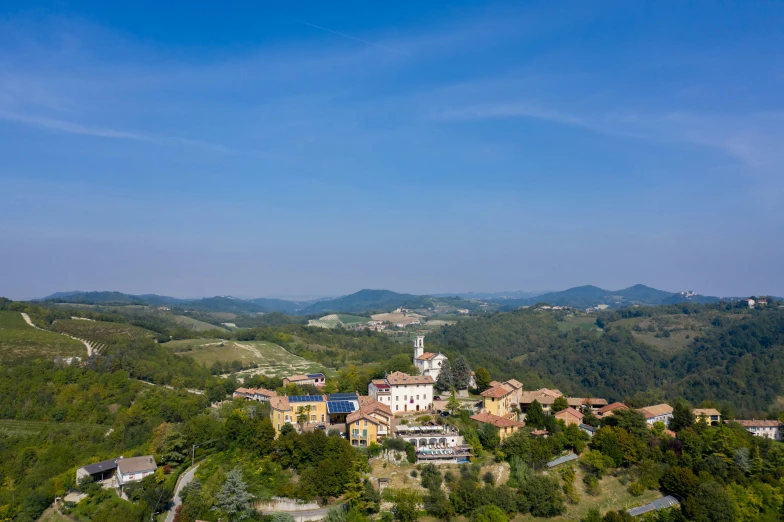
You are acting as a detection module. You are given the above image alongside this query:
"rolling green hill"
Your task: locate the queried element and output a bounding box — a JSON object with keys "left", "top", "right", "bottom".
{"left": 426, "top": 301, "right": 784, "bottom": 414}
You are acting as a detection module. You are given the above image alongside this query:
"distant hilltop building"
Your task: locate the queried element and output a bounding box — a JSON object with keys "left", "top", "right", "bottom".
{"left": 413, "top": 335, "right": 448, "bottom": 381}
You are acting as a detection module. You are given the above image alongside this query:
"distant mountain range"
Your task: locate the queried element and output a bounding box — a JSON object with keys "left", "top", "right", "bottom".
{"left": 39, "top": 289, "right": 468, "bottom": 315}
{"left": 490, "top": 284, "right": 722, "bottom": 310}
{"left": 40, "top": 284, "right": 736, "bottom": 315}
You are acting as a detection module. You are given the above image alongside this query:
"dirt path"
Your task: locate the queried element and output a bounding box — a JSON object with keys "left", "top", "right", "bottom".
{"left": 22, "top": 312, "right": 98, "bottom": 357}
{"left": 21, "top": 312, "right": 95, "bottom": 356}
{"left": 234, "top": 341, "right": 263, "bottom": 359}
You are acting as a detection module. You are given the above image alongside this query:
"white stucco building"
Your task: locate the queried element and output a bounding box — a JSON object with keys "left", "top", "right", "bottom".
{"left": 368, "top": 371, "right": 434, "bottom": 414}
{"left": 114, "top": 456, "right": 157, "bottom": 488}
{"left": 640, "top": 404, "right": 674, "bottom": 427}
{"left": 735, "top": 419, "right": 784, "bottom": 440}
{"left": 412, "top": 335, "right": 448, "bottom": 381}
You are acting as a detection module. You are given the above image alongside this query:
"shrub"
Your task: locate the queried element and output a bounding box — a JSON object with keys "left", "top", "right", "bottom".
{"left": 628, "top": 482, "right": 645, "bottom": 496}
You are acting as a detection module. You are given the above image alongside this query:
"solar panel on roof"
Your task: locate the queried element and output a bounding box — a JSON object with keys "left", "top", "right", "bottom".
{"left": 327, "top": 401, "right": 357, "bottom": 414}
{"left": 546, "top": 453, "right": 578, "bottom": 468}
{"left": 627, "top": 496, "right": 679, "bottom": 516}
{"left": 288, "top": 395, "right": 324, "bottom": 403}
{"left": 328, "top": 392, "right": 358, "bottom": 401}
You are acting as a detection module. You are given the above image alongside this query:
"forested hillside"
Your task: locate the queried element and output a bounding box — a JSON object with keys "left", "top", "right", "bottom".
{"left": 426, "top": 302, "right": 784, "bottom": 415}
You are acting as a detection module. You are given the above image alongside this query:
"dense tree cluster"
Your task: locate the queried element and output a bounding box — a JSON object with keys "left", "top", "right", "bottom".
{"left": 426, "top": 305, "right": 784, "bottom": 413}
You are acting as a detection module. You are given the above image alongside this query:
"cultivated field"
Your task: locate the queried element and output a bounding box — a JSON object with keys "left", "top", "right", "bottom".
{"left": 0, "top": 311, "right": 84, "bottom": 363}
{"left": 307, "top": 314, "right": 369, "bottom": 328}
{"left": 557, "top": 315, "right": 602, "bottom": 333}
{"left": 612, "top": 314, "right": 709, "bottom": 353}
{"left": 49, "top": 319, "right": 158, "bottom": 345}
{"left": 371, "top": 312, "right": 424, "bottom": 324}
{"left": 168, "top": 338, "right": 332, "bottom": 378}
{"left": 172, "top": 315, "right": 227, "bottom": 332}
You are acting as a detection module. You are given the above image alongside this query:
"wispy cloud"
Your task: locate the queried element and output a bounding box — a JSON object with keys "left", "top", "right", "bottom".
{"left": 0, "top": 110, "right": 233, "bottom": 153}
{"left": 431, "top": 101, "right": 784, "bottom": 171}
{"left": 294, "top": 20, "right": 410, "bottom": 56}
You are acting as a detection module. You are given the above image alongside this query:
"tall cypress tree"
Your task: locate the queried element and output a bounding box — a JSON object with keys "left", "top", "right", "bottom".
{"left": 453, "top": 356, "right": 471, "bottom": 390}
{"left": 525, "top": 400, "right": 547, "bottom": 429}
{"left": 435, "top": 359, "right": 454, "bottom": 392}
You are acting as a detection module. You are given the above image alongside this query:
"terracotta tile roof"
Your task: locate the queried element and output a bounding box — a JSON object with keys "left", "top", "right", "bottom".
{"left": 347, "top": 410, "right": 384, "bottom": 425}
{"left": 597, "top": 402, "right": 629, "bottom": 415}
{"left": 385, "top": 371, "right": 434, "bottom": 386}
{"left": 693, "top": 408, "right": 721, "bottom": 417}
{"left": 471, "top": 412, "right": 525, "bottom": 428}
{"left": 489, "top": 380, "right": 504, "bottom": 388}
{"left": 504, "top": 379, "right": 523, "bottom": 390}
{"left": 416, "top": 352, "right": 438, "bottom": 361}
{"left": 568, "top": 397, "right": 608, "bottom": 407}
{"left": 734, "top": 419, "right": 784, "bottom": 427}
{"left": 370, "top": 379, "right": 391, "bottom": 391}
{"left": 640, "top": 404, "right": 673, "bottom": 419}
{"left": 518, "top": 388, "right": 563, "bottom": 404}
{"left": 285, "top": 374, "right": 309, "bottom": 382}
{"left": 269, "top": 396, "right": 290, "bottom": 411}
{"left": 359, "top": 398, "right": 392, "bottom": 416}
{"left": 481, "top": 384, "right": 512, "bottom": 398}
{"left": 555, "top": 407, "right": 584, "bottom": 420}
{"left": 530, "top": 429, "right": 549, "bottom": 436}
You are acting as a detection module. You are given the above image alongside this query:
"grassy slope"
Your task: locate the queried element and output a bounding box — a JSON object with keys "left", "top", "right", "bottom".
{"left": 513, "top": 467, "right": 663, "bottom": 521}
{"left": 172, "top": 314, "right": 228, "bottom": 332}
{"left": 0, "top": 311, "right": 84, "bottom": 362}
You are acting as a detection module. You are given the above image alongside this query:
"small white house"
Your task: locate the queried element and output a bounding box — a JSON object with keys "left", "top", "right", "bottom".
{"left": 114, "top": 456, "right": 157, "bottom": 488}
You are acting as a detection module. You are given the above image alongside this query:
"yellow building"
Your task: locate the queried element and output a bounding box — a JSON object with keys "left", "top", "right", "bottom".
{"left": 470, "top": 412, "right": 525, "bottom": 441}
{"left": 480, "top": 379, "right": 523, "bottom": 418}
{"left": 346, "top": 398, "right": 393, "bottom": 446}
{"left": 269, "top": 395, "right": 328, "bottom": 436}
{"left": 693, "top": 408, "right": 722, "bottom": 425}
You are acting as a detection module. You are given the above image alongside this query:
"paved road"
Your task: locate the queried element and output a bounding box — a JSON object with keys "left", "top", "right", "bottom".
{"left": 165, "top": 464, "right": 199, "bottom": 522}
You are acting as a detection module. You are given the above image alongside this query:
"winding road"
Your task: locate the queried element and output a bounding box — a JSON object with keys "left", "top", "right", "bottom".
{"left": 165, "top": 464, "right": 199, "bottom": 522}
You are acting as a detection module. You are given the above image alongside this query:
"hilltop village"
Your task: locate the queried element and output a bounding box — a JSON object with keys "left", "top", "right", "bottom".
{"left": 3, "top": 297, "right": 784, "bottom": 522}
{"left": 229, "top": 336, "right": 781, "bottom": 463}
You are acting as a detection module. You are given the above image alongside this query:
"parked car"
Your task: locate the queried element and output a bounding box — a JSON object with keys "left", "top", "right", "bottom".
{"left": 315, "top": 424, "right": 326, "bottom": 430}
{"left": 434, "top": 396, "right": 441, "bottom": 401}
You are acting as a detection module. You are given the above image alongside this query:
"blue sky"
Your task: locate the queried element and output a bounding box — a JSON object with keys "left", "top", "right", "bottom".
{"left": 1, "top": 1, "right": 783, "bottom": 299}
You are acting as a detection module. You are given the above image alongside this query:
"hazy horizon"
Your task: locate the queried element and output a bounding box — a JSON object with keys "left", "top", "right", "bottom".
{"left": 2, "top": 1, "right": 783, "bottom": 300}
{"left": 12, "top": 283, "right": 773, "bottom": 303}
